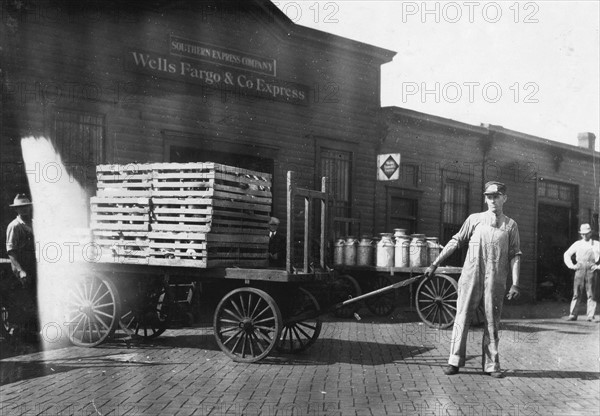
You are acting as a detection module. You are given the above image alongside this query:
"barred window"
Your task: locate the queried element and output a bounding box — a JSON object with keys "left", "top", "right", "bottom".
{"left": 442, "top": 179, "right": 469, "bottom": 266}
{"left": 53, "top": 110, "right": 105, "bottom": 193}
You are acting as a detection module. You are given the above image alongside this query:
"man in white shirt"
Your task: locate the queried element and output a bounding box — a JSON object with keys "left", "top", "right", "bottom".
{"left": 563, "top": 223, "right": 599, "bottom": 322}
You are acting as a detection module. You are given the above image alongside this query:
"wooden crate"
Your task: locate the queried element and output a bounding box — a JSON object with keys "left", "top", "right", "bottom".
{"left": 150, "top": 162, "right": 272, "bottom": 206}
{"left": 96, "top": 164, "right": 152, "bottom": 198}
{"left": 90, "top": 197, "right": 150, "bottom": 231}
{"left": 150, "top": 198, "right": 212, "bottom": 233}
{"left": 91, "top": 162, "right": 272, "bottom": 268}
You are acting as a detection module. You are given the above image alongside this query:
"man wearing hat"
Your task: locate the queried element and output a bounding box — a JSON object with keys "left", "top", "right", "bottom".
{"left": 6, "top": 194, "right": 37, "bottom": 291}
{"left": 563, "top": 223, "right": 599, "bottom": 322}
{"left": 268, "top": 216, "right": 286, "bottom": 268}
{"left": 425, "top": 181, "right": 522, "bottom": 378}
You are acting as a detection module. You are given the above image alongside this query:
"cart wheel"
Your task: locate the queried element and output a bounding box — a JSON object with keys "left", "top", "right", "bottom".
{"left": 64, "top": 275, "right": 121, "bottom": 347}
{"left": 416, "top": 274, "right": 458, "bottom": 329}
{"left": 213, "top": 288, "right": 282, "bottom": 363}
{"left": 332, "top": 275, "right": 362, "bottom": 319}
{"left": 1, "top": 305, "right": 16, "bottom": 342}
{"left": 365, "top": 275, "right": 396, "bottom": 316}
{"left": 120, "top": 284, "right": 172, "bottom": 339}
{"left": 278, "top": 288, "right": 322, "bottom": 354}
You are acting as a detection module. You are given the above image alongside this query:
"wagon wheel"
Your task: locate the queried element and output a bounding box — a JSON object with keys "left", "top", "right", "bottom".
{"left": 277, "top": 288, "right": 322, "bottom": 354}
{"left": 332, "top": 275, "right": 362, "bottom": 319}
{"left": 416, "top": 274, "right": 458, "bottom": 329}
{"left": 64, "top": 275, "right": 121, "bottom": 347}
{"left": 213, "top": 288, "right": 282, "bottom": 363}
{"left": 365, "top": 275, "right": 396, "bottom": 316}
{"left": 120, "top": 284, "right": 172, "bottom": 339}
{"left": 0, "top": 305, "right": 16, "bottom": 342}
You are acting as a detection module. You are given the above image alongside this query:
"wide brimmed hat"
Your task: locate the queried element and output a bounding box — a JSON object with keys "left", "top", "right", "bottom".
{"left": 579, "top": 223, "right": 593, "bottom": 234}
{"left": 9, "top": 194, "right": 32, "bottom": 207}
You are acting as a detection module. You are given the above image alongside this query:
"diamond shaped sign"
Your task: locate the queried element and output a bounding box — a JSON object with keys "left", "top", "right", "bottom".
{"left": 377, "top": 153, "right": 401, "bottom": 181}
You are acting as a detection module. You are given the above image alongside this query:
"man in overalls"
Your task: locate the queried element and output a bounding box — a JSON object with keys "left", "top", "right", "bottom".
{"left": 563, "top": 223, "right": 599, "bottom": 322}
{"left": 426, "top": 181, "right": 521, "bottom": 378}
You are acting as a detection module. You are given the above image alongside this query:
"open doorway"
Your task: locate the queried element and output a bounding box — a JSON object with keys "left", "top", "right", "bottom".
{"left": 537, "top": 203, "right": 574, "bottom": 301}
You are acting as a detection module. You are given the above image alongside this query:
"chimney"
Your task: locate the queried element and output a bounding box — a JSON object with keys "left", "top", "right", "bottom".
{"left": 578, "top": 132, "right": 596, "bottom": 150}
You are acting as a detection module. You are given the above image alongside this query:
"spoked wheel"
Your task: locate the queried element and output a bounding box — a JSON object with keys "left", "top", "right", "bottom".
{"left": 64, "top": 275, "right": 121, "bottom": 347}
{"left": 0, "top": 305, "right": 16, "bottom": 341}
{"left": 278, "top": 288, "right": 322, "bottom": 354}
{"left": 416, "top": 274, "right": 458, "bottom": 329}
{"left": 120, "top": 284, "right": 172, "bottom": 339}
{"left": 332, "top": 275, "right": 362, "bottom": 319}
{"left": 365, "top": 275, "right": 396, "bottom": 316}
{"left": 213, "top": 288, "right": 282, "bottom": 363}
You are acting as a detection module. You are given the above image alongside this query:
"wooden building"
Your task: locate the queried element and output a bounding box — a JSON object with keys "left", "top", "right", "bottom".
{"left": 378, "top": 106, "right": 599, "bottom": 302}
{"left": 0, "top": 0, "right": 394, "bottom": 256}
{"left": 2, "top": 0, "right": 597, "bottom": 303}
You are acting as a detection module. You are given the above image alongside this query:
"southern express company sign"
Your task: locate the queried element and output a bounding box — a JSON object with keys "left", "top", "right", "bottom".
{"left": 124, "top": 34, "right": 309, "bottom": 105}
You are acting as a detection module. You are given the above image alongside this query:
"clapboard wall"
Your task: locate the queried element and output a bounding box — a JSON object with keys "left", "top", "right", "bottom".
{"left": 1, "top": 0, "right": 395, "bottom": 255}
{"left": 380, "top": 107, "right": 599, "bottom": 301}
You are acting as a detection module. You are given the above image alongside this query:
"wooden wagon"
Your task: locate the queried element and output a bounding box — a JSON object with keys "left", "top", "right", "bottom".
{"left": 60, "top": 163, "right": 464, "bottom": 362}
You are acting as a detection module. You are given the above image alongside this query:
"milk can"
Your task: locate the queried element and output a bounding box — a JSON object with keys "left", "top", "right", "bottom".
{"left": 333, "top": 238, "right": 345, "bottom": 266}
{"left": 376, "top": 233, "right": 395, "bottom": 267}
{"left": 357, "top": 235, "right": 374, "bottom": 266}
{"left": 394, "top": 231, "right": 411, "bottom": 268}
{"left": 409, "top": 234, "right": 427, "bottom": 268}
{"left": 343, "top": 236, "right": 358, "bottom": 266}
{"left": 426, "top": 237, "right": 441, "bottom": 265}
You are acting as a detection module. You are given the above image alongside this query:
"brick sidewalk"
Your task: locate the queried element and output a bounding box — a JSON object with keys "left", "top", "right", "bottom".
{"left": 1, "top": 304, "right": 599, "bottom": 416}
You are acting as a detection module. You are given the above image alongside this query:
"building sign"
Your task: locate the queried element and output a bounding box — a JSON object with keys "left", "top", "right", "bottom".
{"left": 170, "top": 35, "right": 276, "bottom": 77}
{"left": 124, "top": 35, "right": 308, "bottom": 105}
{"left": 377, "top": 153, "right": 401, "bottom": 181}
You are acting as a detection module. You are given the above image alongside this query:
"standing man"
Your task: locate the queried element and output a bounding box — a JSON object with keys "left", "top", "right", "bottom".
{"left": 268, "top": 216, "right": 286, "bottom": 268}
{"left": 425, "top": 181, "right": 521, "bottom": 378}
{"left": 563, "top": 223, "right": 598, "bottom": 322}
{"left": 6, "top": 194, "right": 37, "bottom": 292}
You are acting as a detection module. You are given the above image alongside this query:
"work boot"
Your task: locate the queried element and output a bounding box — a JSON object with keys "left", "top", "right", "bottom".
{"left": 566, "top": 315, "right": 577, "bottom": 321}
{"left": 485, "top": 371, "right": 505, "bottom": 378}
{"left": 443, "top": 365, "right": 459, "bottom": 375}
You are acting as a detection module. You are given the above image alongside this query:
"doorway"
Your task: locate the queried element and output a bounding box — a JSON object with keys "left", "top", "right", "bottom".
{"left": 537, "top": 203, "right": 574, "bottom": 301}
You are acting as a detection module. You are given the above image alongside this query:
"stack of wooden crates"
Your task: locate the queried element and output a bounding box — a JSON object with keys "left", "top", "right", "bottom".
{"left": 90, "top": 162, "right": 272, "bottom": 268}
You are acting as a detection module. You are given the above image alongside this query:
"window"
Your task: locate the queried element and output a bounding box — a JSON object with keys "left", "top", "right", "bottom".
{"left": 53, "top": 110, "right": 105, "bottom": 194}
{"left": 388, "top": 195, "right": 418, "bottom": 234}
{"left": 538, "top": 180, "right": 575, "bottom": 202}
{"left": 320, "top": 147, "right": 352, "bottom": 237}
{"left": 441, "top": 179, "right": 469, "bottom": 266}
{"left": 401, "top": 163, "right": 419, "bottom": 188}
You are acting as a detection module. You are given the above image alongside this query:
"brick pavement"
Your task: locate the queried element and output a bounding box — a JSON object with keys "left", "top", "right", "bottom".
{"left": 1, "top": 302, "right": 598, "bottom": 416}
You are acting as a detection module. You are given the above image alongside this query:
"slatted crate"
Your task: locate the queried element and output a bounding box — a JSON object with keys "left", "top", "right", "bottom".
{"left": 90, "top": 197, "right": 150, "bottom": 231}
{"left": 92, "top": 230, "right": 150, "bottom": 264}
{"left": 96, "top": 164, "right": 152, "bottom": 198}
{"left": 150, "top": 198, "right": 212, "bottom": 233}
{"left": 91, "top": 162, "right": 272, "bottom": 268}
{"left": 147, "top": 231, "right": 207, "bottom": 268}
{"left": 150, "top": 162, "right": 272, "bottom": 205}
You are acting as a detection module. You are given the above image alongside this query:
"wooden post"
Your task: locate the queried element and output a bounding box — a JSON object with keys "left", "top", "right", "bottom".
{"left": 286, "top": 171, "right": 294, "bottom": 274}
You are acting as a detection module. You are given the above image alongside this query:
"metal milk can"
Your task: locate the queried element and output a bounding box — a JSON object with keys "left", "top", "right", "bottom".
{"left": 426, "top": 237, "right": 441, "bottom": 265}
{"left": 343, "top": 236, "right": 358, "bottom": 266}
{"left": 357, "top": 235, "right": 374, "bottom": 266}
{"left": 394, "top": 230, "right": 411, "bottom": 268}
{"left": 376, "top": 233, "right": 395, "bottom": 267}
{"left": 333, "top": 238, "right": 345, "bottom": 266}
{"left": 409, "top": 234, "right": 427, "bottom": 268}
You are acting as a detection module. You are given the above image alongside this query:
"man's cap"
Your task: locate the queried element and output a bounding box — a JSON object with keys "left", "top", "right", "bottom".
{"left": 269, "top": 217, "right": 280, "bottom": 225}
{"left": 579, "top": 223, "right": 593, "bottom": 234}
{"left": 9, "top": 194, "right": 32, "bottom": 207}
{"left": 483, "top": 181, "right": 507, "bottom": 196}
